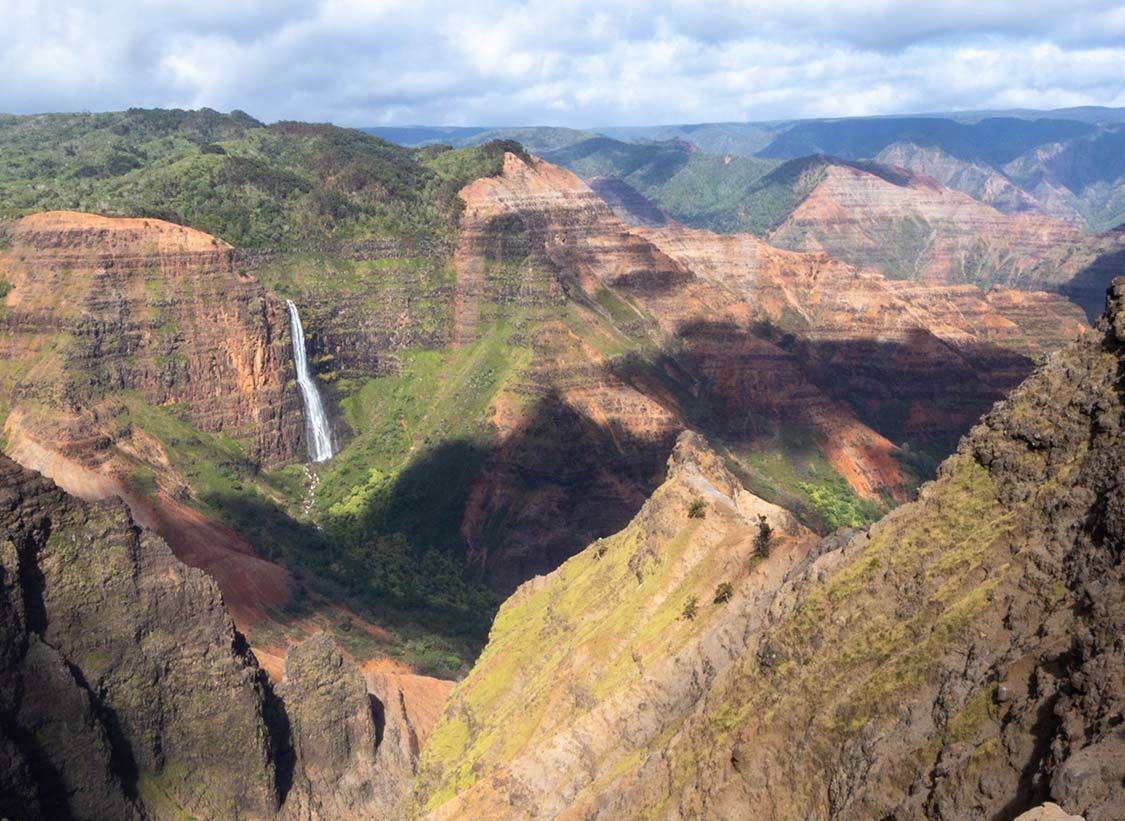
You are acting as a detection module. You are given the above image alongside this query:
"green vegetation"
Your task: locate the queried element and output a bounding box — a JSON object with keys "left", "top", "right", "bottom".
{"left": 620, "top": 455, "right": 1023, "bottom": 816}
{"left": 107, "top": 391, "right": 491, "bottom": 674}
{"left": 541, "top": 137, "right": 790, "bottom": 234}
{"left": 0, "top": 108, "right": 518, "bottom": 251}
{"left": 725, "top": 432, "right": 889, "bottom": 533}
{"left": 681, "top": 596, "right": 699, "bottom": 620}
{"left": 687, "top": 497, "right": 707, "bottom": 519}
{"left": 798, "top": 475, "right": 888, "bottom": 530}
{"left": 137, "top": 764, "right": 197, "bottom": 821}
{"left": 416, "top": 496, "right": 718, "bottom": 810}
{"left": 713, "top": 582, "right": 734, "bottom": 604}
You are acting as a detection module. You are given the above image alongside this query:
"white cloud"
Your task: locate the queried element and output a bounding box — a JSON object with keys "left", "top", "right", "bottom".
{"left": 0, "top": 0, "right": 1123, "bottom": 125}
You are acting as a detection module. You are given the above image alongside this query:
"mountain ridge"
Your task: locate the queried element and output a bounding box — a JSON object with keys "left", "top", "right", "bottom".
{"left": 415, "top": 275, "right": 1125, "bottom": 820}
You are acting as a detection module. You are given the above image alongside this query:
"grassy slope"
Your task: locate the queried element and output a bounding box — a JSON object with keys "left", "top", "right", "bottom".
{"left": 542, "top": 137, "right": 910, "bottom": 236}
{"left": 417, "top": 328, "right": 1104, "bottom": 813}
{"left": 542, "top": 138, "right": 788, "bottom": 234}
{"left": 415, "top": 453, "right": 768, "bottom": 811}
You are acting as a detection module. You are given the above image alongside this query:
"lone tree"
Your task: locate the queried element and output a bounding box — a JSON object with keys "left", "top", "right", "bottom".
{"left": 688, "top": 497, "right": 707, "bottom": 519}
{"left": 713, "top": 582, "right": 734, "bottom": 604}
{"left": 755, "top": 514, "right": 773, "bottom": 558}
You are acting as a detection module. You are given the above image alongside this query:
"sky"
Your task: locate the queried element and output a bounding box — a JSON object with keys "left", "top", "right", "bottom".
{"left": 3, "top": 0, "right": 1125, "bottom": 127}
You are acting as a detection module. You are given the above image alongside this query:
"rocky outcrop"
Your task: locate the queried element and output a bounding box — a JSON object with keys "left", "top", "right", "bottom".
{"left": 0, "top": 455, "right": 281, "bottom": 819}
{"left": 277, "top": 633, "right": 408, "bottom": 820}
{"left": 1016, "top": 804, "right": 1088, "bottom": 821}
{"left": 416, "top": 431, "right": 818, "bottom": 818}
{"left": 0, "top": 211, "right": 302, "bottom": 466}
{"left": 415, "top": 279, "right": 1125, "bottom": 820}
{"left": 0, "top": 457, "right": 429, "bottom": 820}
{"left": 0, "top": 211, "right": 310, "bottom": 631}
{"left": 635, "top": 223, "right": 1088, "bottom": 445}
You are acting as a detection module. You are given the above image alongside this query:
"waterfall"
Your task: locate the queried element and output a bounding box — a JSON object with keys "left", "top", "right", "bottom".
{"left": 286, "top": 300, "right": 334, "bottom": 463}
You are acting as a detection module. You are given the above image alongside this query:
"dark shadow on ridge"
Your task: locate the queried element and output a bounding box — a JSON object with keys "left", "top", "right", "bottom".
{"left": 1058, "top": 236, "right": 1125, "bottom": 322}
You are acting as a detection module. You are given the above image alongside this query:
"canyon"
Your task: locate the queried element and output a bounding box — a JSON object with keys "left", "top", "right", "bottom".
{"left": 0, "top": 110, "right": 1122, "bottom": 820}
{"left": 0, "top": 149, "right": 1092, "bottom": 634}
{"left": 415, "top": 276, "right": 1125, "bottom": 821}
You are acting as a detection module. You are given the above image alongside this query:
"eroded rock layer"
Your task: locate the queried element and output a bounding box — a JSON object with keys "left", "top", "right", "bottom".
{"left": 0, "top": 211, "right": 301, "bottom": 467}
{"left": 416, "top": 278, "right": 1125, "bottom": 820}
{"left": 450, "top": 153, "right": 1086, "bottom": 588}
{"left": 764, "top": 160, "right": 1125, "bottom": 307}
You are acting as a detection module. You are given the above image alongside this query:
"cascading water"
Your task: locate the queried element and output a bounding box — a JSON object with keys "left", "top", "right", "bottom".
{"left": 286, "top": 299, "right": 334, "bottom": 462}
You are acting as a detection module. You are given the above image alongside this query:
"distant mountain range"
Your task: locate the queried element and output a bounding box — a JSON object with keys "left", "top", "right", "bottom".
{"left": 366, "top": 108, "right": 1125, "bottom": 234}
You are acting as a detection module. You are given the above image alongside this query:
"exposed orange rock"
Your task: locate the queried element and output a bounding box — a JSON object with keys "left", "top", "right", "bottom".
{"left": 3, "top": 412, "right": 291, "bottom": 627}
{"left": 364, "top": 664, "right": 455, "bottom": 749}
{"left": 0, "top": 211, "right": 309, "bottom": 633}
{"left": 0, "top": 210, "right": 300, "bottom": 467}
{"left": 451, "top": 155, "right": 1086, "bottom": 572}
{"left": 767, "top": 161, "right": 1123, "bottom": 293}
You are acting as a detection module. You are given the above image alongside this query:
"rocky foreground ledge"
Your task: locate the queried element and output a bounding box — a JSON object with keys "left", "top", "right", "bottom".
{"left": 0, "top": 454, "right": 420, "bottom": 820}
{"left": 415, "top": 279, "right": 1125, "bottom": 819}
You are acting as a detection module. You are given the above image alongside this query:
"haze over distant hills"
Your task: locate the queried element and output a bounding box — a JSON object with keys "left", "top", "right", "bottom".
{"left": 366, "top": 108, "right": 1125, "bottom": 324}
{"left": 365, "top": 107, "right": 1125, "bottom": 237}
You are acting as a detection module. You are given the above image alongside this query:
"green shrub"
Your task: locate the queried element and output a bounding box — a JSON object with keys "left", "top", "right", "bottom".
{"left": 713, "top": 582, "right": 734, "bottom": 604}
{"left": 682, "top": 596, "right": 699, "bottom": 620}
{"left": 798, "top": 476, "right": 887, "bottom": 531}
{"left": 688, "top": 497, "right": 707, "bottom": 519}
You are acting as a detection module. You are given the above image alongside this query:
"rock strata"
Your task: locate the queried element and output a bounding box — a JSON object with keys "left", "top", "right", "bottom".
{"left": 0, "top": 211, "right": 302, "bottom": 466}
{"left": 416, "top": 278, "right": 1125, "bottom": 820}
{"left": 450, "top": 153, "right": 1087, "bottom": 588}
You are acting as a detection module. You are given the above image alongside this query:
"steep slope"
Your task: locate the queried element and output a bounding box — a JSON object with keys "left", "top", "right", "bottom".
{"left": 446, "top": 153, "right": 1085, "bottom": 593}
{"left": 415, "top": 278, "right": 1125, "bottom": 820}
{"left": 414, "top": 431, "right": 820, "bottom": 817}
{"left": 0, "top": 210, "right": 299, "bottom": 464}
{"left": 1004, "top": 126, "right": 1125, "bottom": 232}
{"left": 538, "top": 136, "right": 1123, "bottom": 312}
{"left": 875, "top": 142, "right": 1077, "bottom": 221}
{"left": 0, "top": 118, "right": 1095, "bottom": 675}
{"left": 0, "top": 150, "right": 1088, "bottom": 669}
{"left": 0, "top": 211, "right": 307, "bottom": 625}
{"left": 0, "top": 456, "right": 419, "bottom": 820}
{"left": 765, "top": 159, "right": 1123, "bottom": 295}
{"left": 540, "top": 136, "right": 783, "bottom": 234}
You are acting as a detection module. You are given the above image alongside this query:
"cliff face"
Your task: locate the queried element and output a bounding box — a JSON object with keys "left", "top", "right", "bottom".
{"left": 0, "top": 211, "right": 302, "bottom": 466}
{"left": 0, "top": 456, "right": 423, "bottom": 820}
{"left": 874, "top": 142, "right": 1082, "bottom": 223}
{"left": 415, "top": 279, "right": 1125, "bottom": 820}
{"left": 0, "top": 211, "right": 322, "bottom": 632}
{"left": 450, "top": 154, "right": 1086, "bottom": 589}
{"left": 765, "top": 161, "right": 1125, "bottom": 302}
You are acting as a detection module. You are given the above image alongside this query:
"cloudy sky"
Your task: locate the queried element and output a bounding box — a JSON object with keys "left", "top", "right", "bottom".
{"left": 4, "top": 0, "right": 1125, "bottom": 127}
